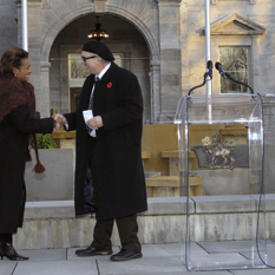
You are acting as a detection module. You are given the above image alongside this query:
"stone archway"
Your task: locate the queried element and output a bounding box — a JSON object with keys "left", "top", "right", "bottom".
{"left": 41, "top": 6, "right": 159, "bottom": 63}
{"left": 40, "top": 3, "right": 161, "bottom": 122}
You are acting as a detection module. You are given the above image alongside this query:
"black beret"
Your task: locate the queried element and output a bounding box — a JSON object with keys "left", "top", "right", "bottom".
{"left": 82, "top": 41, "right": 114, "bottom": 61}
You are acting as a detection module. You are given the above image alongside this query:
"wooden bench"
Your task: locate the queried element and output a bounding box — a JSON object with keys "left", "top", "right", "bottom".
{"left": 146, "top": 176, "right": 203, "bottom": 197}
{"left": 161, "top": 150, "right": 197, "bottom": 175}
{"left": 51, "top": 130, "right": 76, "bottom": 148}
{"left": 141, "top": 151, "right": 152, "bottom": 169}
{"left": 142, "top": 151, "right": 152, "bottom": 160}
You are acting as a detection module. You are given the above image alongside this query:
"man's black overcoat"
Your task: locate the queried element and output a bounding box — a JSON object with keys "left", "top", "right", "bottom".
{"left": 65, "top": 62, "right": 147, "bottom": 218}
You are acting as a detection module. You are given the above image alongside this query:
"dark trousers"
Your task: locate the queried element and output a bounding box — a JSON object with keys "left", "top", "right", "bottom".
{"left": 87, "top": 136, "right": 141, "bottom": 252}
{"left": 92, "top": 214, "right": 141, "bottom": 252}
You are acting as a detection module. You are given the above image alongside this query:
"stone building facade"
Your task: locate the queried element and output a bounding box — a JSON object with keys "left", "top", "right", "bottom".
{"left": 2, "top": 0, "right": 275, "bottom": 250}
{"left": 1, "top": 0, "right": 274, "bottom": 122}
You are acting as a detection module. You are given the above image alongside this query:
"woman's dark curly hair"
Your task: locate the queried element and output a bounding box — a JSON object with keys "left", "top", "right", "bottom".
{"left": 0, "top": 48, "right": 28, "bottom": 77}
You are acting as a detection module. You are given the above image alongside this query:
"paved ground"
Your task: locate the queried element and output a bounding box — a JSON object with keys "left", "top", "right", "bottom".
{"left": 1, "top": 242, "right": 275, "bottom": 275}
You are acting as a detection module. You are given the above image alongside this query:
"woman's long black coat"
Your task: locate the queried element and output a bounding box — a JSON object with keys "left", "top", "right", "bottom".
{"left": 0, "top": 105, "right": 53, "bottom": 233}
{"left": 65, "top": 62, "right": 147, "bottom": 218}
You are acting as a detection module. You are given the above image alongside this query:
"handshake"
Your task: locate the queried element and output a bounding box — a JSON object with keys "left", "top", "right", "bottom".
{"left": 51, "top": 113, "right": 104, "bottom": 130}
{"left": 52, "top": 114, "right": 67, "bottom": 130}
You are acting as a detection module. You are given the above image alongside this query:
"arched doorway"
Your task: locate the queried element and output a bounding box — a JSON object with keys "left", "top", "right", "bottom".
{"left": 49, "top": 13, "right": 151, "bottom": 122}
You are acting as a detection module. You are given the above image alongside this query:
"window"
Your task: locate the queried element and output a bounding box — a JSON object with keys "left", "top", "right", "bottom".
{"left": 68, "top": 54, "right": 88, "bottom": 87}
{"left": 113, "top": 53, "right": 124, "bottom": 67}
{"left": 219, "top": 47, "right": 249, "bottom": 93}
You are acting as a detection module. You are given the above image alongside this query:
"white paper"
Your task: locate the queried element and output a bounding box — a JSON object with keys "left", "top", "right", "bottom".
{"left": 82, "top": 110, "right": 97, "bottom": 137}
{"left": 82, "top": 110, "right": 94, "bottom": 123}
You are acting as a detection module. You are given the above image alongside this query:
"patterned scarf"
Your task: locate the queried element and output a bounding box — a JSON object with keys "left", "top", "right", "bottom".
{"left": 0, "top": 77, "right": 45, "bottom": 173}
{"left": 0, "top": 77, "right": 35, "bottom": 121}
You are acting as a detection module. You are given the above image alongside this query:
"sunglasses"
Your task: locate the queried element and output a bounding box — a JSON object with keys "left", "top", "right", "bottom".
{"left": 81, "top": 55, "right": 97, "bottom": 62}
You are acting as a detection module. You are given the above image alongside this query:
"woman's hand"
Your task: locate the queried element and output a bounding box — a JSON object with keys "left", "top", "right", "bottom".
{"left": 52, "top": 113, "right": 67, "bottom": 130}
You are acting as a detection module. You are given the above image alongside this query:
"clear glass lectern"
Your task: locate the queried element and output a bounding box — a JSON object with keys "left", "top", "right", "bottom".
{"left": 175, "top": 93, "right": 267, "bottom": 271}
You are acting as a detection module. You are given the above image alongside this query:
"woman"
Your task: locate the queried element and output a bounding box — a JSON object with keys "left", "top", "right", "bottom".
{"left": 0, "top": 48, "right": 55, "bottom": 261}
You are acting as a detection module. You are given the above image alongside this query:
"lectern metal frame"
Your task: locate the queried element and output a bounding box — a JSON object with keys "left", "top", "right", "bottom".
{"left": 175, "top": 93, "right": 267, "bottom": 271}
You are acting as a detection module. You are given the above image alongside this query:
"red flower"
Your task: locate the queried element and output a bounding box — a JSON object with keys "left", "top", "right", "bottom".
{"left": 107, "top": 82, "right": 112, "bottom": 88}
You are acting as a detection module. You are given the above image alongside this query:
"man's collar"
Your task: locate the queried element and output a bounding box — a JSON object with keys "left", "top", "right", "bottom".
{"left": 96, "top": 62, "right": 111, "bottom": 80}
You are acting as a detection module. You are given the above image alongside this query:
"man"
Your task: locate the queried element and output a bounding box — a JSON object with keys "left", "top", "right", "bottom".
{"left": 57, "top": 41, "right": 147, "bottom": 261}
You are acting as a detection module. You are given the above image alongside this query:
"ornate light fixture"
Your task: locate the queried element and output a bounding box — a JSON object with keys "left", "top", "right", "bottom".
{"left": 87, "top": 16, "right": 109, "bottom": 41}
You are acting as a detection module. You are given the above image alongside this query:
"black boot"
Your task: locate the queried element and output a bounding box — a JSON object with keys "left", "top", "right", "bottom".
{"left": 0, "top": 242, "right": 29, "bottom": 261}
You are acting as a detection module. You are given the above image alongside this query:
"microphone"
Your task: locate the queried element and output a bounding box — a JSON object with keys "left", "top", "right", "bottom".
{"left": 188, "top": 60, "right": 213, "bottom": 95}
{"left": 215, "top": 62, "right": 254, "bottom": 94}
{"left": 215, "top": 62, "right": 226, "bottom": 77}
{"left": 206, "top": 60, "right": 213, "bottom": 79}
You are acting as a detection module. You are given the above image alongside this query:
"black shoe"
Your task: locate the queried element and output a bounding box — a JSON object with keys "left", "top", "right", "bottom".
{"left": 110, "top": 249, "right": 142, "bottom": 262}
{"left": 0, "top": 242, "right": 29, "bottom": 261}
{"left": 75, "top": 244, "right": 112, "bottom": 257}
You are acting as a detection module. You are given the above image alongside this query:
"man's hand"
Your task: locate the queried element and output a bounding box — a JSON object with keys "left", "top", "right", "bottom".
{"left": 87, "top": 115, "right": 103, "bottom": 129}
{"left": 52, "top": 113, "right": 67, "bottom": 130}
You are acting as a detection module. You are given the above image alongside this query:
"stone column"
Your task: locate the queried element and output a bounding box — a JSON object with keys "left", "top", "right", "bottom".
{"left": 157, "top": 0, "right": 182, "bottom": 122}
{"left": 150, "top": 60, "right": 161, "bottom": 123}
{"left": 39, "top": 61, "right": 51, "bottom": 117}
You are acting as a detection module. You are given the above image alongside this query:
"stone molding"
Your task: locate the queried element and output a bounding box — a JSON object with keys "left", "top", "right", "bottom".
{"left": 16, "top": 0, "right": 41, "bottom": 4}
{"left": 40, "top": 61, "right": 51, "bottom": 72}
{"left": 150, "top": 59, "right": 161, "bottom": 67}
{"left": 156, "top": 0, "right": 182, "bottom": 7}
{"left": 211, "top": 0, "right": 255, "bottom": 4}
{"left": 201, "top": 13, "right": 265, "bottom": 36}
{"left": 156, "top": 0, "right": 182, "bottom": 3}
{"left": 41, "top": 61, "right": 51, "bottom": 67}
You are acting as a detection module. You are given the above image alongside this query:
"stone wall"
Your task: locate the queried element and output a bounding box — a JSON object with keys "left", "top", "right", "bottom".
{"left": 0, "top": 0, "right": 17, "bottom": 55}
{"left": 180, "top": 0, "right": 275, "bottom": 95}
{"left": 24, "top": 149, "right": 74, "bottom": 201}
{"left": 14, "top": 195, "right": 275, "bottom": 249}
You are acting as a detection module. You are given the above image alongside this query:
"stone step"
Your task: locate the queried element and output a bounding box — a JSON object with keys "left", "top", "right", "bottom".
{"left": 13, "top": 195, "right": 275, "bottom": 250}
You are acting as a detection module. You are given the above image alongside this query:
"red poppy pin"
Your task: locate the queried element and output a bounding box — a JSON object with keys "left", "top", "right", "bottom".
{"left": 107, "top": 82, "right": 112, "bottom": 88}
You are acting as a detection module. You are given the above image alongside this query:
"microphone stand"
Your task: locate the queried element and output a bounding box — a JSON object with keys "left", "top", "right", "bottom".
{"left": 188, "top": 62, "right": 212, "bottom": 96}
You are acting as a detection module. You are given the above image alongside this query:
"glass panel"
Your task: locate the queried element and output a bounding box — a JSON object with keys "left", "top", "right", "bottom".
{"left": 220, "top": 47, "right": 249, "bottom": 93}
{"left": 175, "top": 94, "right": 267, "bottom": 271}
